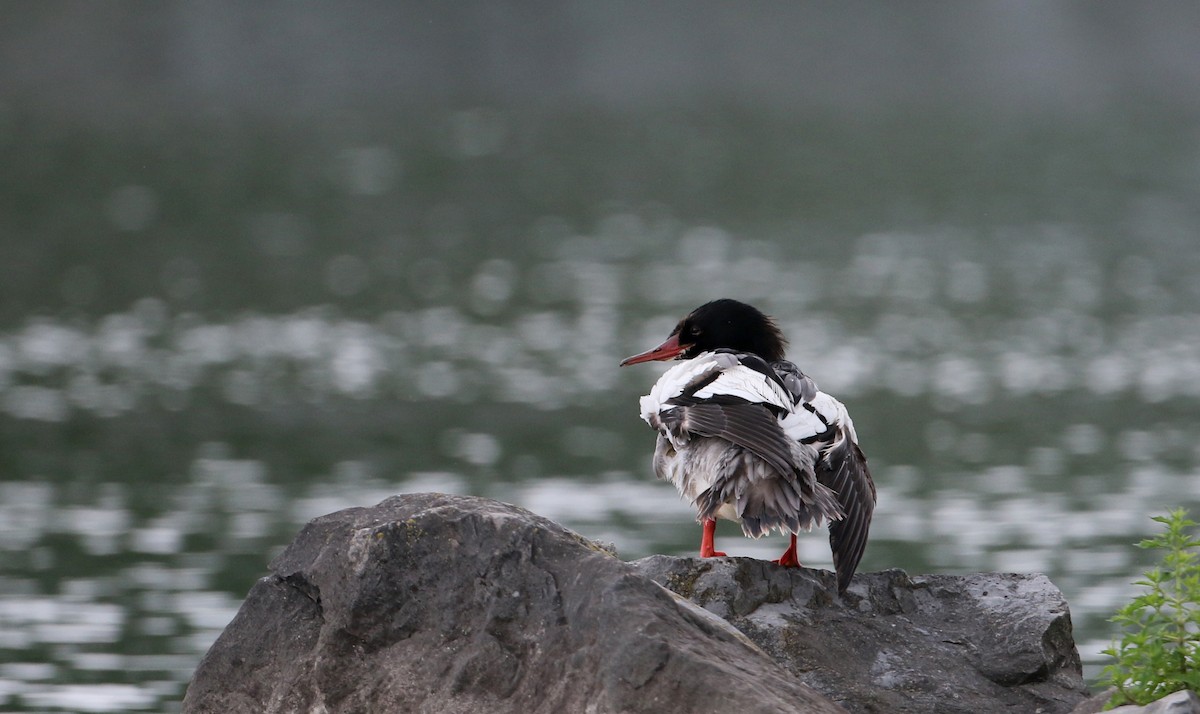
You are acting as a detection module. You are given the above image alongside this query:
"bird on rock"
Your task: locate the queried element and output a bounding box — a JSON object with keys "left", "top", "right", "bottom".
{"left": 620, "top": 299, "right": 876, "bottom": 593}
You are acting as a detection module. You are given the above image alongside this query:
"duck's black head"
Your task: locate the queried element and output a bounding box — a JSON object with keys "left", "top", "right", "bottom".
{"left": 620, "top": 298, "right": 788, "bottom": 366}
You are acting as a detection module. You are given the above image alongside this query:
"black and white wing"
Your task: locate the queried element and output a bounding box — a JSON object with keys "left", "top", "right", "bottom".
{"left": 774, "top": 360, "right": 876, "bottom": 593}
{"left": 640, "top": 351, "right": 843, "bottom": 534}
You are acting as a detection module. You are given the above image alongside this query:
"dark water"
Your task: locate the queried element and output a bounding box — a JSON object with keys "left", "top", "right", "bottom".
{"left": 4, "top": 8, "right": 1200, "bottom": 710}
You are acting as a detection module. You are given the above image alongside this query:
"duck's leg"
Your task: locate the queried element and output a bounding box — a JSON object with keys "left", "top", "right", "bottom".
{"left": 699, "top": 519, "right": 727, "bottom": 557}
{"left": 773, "top": 534, "right": 801, "bottom": 567}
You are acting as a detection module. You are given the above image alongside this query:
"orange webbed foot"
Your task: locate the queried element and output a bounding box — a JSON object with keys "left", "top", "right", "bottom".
{"left": 699, "top": 519, "right": 726, "bottom": 558}
{"left": 773, "top": 534, "right": 801, "bottom": 567}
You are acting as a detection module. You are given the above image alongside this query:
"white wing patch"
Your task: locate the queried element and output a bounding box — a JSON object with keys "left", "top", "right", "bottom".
{"left": 639, "top": 352, "right": 792, "bottom": 424}
{"left": 778, "top": 391, "right": 856, "bottom": 445}
{"left": 691, "top": 364, "right": 792, "bottom": 410}
{"left": 638, "top": 351, "right": 857, "bottom": 447}
{"left": 777, "top": 407, "right": 830, "bottom": 443}
{"left": 639, "top": 357, "right": 722, "bottom": 423}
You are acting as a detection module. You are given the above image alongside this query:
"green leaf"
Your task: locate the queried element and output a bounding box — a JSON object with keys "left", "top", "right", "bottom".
{"left": 1103, "top": 509, "right": 1200, "bottom": 709}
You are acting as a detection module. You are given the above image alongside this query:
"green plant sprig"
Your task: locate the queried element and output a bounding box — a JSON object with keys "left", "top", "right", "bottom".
{"left": 1100, "top": 508, "right": 1200, "bottom": 708}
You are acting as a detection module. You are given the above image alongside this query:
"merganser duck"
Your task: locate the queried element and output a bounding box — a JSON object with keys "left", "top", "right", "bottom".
{"left": 620, "top": 299, "right": 876, "bottom": 593}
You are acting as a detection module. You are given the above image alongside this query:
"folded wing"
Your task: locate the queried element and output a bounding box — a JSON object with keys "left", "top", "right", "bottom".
{"left": 817, "top": 434, "right": 876, "bottom": 593}
{"left": 774, "top": 360, "right": 876, "bottom": 593}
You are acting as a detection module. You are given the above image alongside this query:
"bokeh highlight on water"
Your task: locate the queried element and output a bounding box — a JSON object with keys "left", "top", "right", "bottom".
{"left": 5, "top": 219, "right": 1200, "bottom": 709}
{"left": 5, "top": 5, "right": 1200, "bottom": 710}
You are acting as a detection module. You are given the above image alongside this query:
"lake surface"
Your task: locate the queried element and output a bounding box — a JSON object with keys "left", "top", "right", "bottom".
{"left": 3, "top": 101, "right": 1200, "bottom": 711}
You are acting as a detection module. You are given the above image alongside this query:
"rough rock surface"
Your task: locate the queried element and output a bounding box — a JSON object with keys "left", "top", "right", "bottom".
{"left": 182, "top": 493, "right": 843, "bottom": 713}
{"left": 1111, "top": 690, "right": 1200, "bottom": 714}
{"left": 632, "top": 555, "right": 1090, "bottom": 713}
{"left": 1074, "top": 689, "right": 1200, "bottom": 714}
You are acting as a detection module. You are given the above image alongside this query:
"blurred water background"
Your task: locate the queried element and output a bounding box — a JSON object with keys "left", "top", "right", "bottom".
{"left": 4, "top": 3, "right": 1200, "bottom": 711}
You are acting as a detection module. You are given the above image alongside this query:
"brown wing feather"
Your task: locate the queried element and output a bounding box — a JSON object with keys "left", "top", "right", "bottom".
{"left": 817, "top": 434, "right": 876, "bottom": 593}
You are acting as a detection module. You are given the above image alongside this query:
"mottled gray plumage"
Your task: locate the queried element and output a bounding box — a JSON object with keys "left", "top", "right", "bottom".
{"left": 652, "top": 399, "right": 843, "bottom": 538}
{"left": 647, "top": 353, "right": 846, "bottom": 529}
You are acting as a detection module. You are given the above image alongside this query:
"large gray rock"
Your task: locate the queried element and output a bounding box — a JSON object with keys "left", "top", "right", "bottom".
{"left": 182, "top": 493, "right": 843, "bottom": 713}
{"left": 632, "top": 555, "right": 1090, "bottom": 713}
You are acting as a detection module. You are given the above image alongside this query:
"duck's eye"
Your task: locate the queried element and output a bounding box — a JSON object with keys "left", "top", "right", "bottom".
{"left": 687, "top": 326, "right": 702, "bottom": 337}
